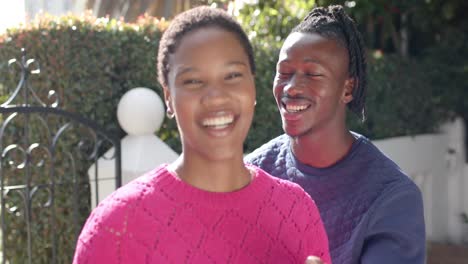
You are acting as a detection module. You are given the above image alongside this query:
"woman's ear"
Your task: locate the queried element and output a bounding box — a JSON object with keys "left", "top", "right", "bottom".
{"left": 342, "top": 77, "right": 356, "bottom": 104}
{"left": 163, "top": 86, "right": 175, "bottom": 119}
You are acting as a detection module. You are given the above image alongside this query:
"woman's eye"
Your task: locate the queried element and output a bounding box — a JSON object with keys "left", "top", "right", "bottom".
{"left": 183, "top": 79, "right": 202, "bottom": 85}
{"left": 225, "top": 72, "right": 243, "bottom": 80}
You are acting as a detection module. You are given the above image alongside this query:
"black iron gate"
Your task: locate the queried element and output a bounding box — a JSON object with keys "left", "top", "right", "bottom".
{"left": 0, "top": 50, "right": 122, "bottom": 263}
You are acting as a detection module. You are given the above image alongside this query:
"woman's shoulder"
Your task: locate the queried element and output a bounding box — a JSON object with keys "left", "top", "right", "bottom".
{"left": 89, "top": 165, "right": 170, "bottom": 226}
{"left": 250, "top": 166, "right": 322, "bottom": 230}
{"left": 74, "top": 166, "right": 172, "bottom": 262}
{"left": 244, "top": 134, "right": 290, "bottom": 164}
{"left": 252, "top": 166, "right": 318, "bottom": 208}
{"left": 253, "top": 165, "right": 302, "bottom": 190}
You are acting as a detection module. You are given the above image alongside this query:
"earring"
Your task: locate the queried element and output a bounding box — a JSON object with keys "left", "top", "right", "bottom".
{"left": 343, "top": 96, "right": 353, "bottom": 104}
{"left": 166, "top": 109, "right": 175, "bottom": 119}
{"left": 254, "top": 100, "right": 257, "bottom": 106}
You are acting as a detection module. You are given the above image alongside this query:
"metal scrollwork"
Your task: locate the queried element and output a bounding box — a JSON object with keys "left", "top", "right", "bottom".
{"left": 0, "top": 50, "right": 121, "bottom": 263}
{"left": 2, "top": 49, "right": 58, "bottom": 108}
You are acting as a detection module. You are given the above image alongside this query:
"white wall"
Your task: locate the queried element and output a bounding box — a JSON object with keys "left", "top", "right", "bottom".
{"left": 373, "top": 117, "right": 467, "bottom": 243}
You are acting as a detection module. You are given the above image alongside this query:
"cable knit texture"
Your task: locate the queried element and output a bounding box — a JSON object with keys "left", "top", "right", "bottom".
{"left": 245, "top": 133, "right": 426, "bottom": 264}
{"left": 73, "top": 164, "right": 331, "bottom": 264}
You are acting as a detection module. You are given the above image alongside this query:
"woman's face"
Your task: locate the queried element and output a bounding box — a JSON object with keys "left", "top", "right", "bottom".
{"left": 273, "top": 32, "right": 353, "bottom": 138}
{"left": 164, "top": 27, "right": 256, "bottom": 161}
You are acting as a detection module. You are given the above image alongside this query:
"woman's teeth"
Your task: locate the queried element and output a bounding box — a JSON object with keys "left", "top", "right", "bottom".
{"left": 202, "top": 115, "right": 234, "bottom": 128}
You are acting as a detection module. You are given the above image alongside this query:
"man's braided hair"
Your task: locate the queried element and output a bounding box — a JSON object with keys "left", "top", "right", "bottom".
{"left": 293, "top": 5, "right": 367, "bottom": 121}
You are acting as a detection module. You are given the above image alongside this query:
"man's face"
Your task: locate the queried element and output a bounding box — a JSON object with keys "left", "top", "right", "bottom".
{"left": 273, "top": 32, "right": 353, "bottom": 138}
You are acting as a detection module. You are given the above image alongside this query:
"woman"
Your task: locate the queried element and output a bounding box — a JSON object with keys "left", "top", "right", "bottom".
{"left": 73, "top": 6, "right": 331, "bottom": 264}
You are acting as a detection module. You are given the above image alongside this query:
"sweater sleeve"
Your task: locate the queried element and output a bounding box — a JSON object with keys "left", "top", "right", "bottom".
{"left": 73, "top": 192, "right": 136, "bottom": 264}
{"left": 300, "top": 192, "right": 332, "bottom": 264}
{"left": 361, "top": 182, "right": 426, "bottom": 264}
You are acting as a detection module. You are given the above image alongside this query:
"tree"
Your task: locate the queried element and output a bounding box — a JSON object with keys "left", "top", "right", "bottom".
{"left": 204, "top": 0, "right": 316, "bottom": 41}
{"left": 85, "top": 0, "right": 201, "bottom": 21}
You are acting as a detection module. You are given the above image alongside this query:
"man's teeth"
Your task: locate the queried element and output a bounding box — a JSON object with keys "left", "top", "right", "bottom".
{"left": 202, "top": 116, "right": 234, "bottom": 128}
{"left": 286, "top": 104, "right": 309, "bottom": 113}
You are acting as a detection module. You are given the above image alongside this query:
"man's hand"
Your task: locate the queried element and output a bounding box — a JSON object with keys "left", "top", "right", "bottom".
{"left": 305, "top": 256, "right": 324, "bottom": 264}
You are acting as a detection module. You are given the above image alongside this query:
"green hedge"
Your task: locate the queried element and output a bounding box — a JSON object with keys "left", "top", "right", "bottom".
{"left": 348, "top": 53, "right": 450, "bottom": 139}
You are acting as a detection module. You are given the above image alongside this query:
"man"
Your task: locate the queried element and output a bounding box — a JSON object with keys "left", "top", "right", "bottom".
{"left": 245, "top": 5, "right": 425, "bottom": 264}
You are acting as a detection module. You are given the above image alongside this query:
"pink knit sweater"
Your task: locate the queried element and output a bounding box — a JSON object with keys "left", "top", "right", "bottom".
{"left": 73, "top": 164, "right": 331, "bottom": 264}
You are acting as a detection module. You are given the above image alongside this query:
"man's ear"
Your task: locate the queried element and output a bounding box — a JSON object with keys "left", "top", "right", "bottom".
{"left": 342, "top": 77, "right": 356, "bottom": 104}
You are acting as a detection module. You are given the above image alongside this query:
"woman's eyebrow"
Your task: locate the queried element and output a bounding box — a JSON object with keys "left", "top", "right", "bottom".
{"left": 225, "top": 60, "right": 248, "bottom": 67}
{"left": 174, "top": 65, "right": 197, "bottom": 79}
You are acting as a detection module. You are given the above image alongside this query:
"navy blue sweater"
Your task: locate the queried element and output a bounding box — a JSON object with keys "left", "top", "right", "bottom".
{"left": 245, "top": 133, "right": 425, "bottom": 264}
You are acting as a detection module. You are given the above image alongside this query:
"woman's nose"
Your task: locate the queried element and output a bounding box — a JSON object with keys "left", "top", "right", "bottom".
{"left": 201, "top": 84, "right": 230, "bottom": 107}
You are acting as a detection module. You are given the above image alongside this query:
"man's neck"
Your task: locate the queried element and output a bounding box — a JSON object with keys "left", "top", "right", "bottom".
{"left": 290, "top": 129, "right": 355, "bottom": 168}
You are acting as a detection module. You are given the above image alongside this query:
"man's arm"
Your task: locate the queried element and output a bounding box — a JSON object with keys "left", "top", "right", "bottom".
{"left": 361, "top": 182, "right": 426, "bottom": 264}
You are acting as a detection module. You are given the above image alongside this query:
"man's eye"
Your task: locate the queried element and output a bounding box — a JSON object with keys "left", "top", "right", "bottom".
{"left": 278, "top": 72, "right": 292, "bottom": 78}
{"left": 306, "top": 73, "right": 322, "bottom": 77}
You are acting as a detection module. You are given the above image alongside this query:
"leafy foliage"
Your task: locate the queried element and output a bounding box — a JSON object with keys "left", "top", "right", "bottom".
{"left": 245, "top": 39, "right": 283, "bottom": 150}
{"left": 206, "top": 0, "right": 316, "bottom": 42}
{"left": 348, "top": 53, "right": 449, "bottom": 139}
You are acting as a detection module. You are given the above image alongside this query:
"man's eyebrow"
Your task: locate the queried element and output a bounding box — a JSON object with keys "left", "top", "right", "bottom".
{"left": 302, "top": 57, "right": 324, "bottom": 64}
{"left": 278, "top": 57, "right": 322, "bottom": 65}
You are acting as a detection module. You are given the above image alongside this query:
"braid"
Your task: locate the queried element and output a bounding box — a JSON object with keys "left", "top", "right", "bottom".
{"left": 293, "top": 5, "right": 367, "bottom": 121}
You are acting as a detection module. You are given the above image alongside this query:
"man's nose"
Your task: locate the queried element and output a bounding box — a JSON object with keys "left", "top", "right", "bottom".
{"left": 283, "top": 74, "right": 305, "bottom": 97}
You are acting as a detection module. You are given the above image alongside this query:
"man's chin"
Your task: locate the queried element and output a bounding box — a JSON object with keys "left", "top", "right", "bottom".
{"left": 283, "top": 126, "right": 302, "bottom": 138}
